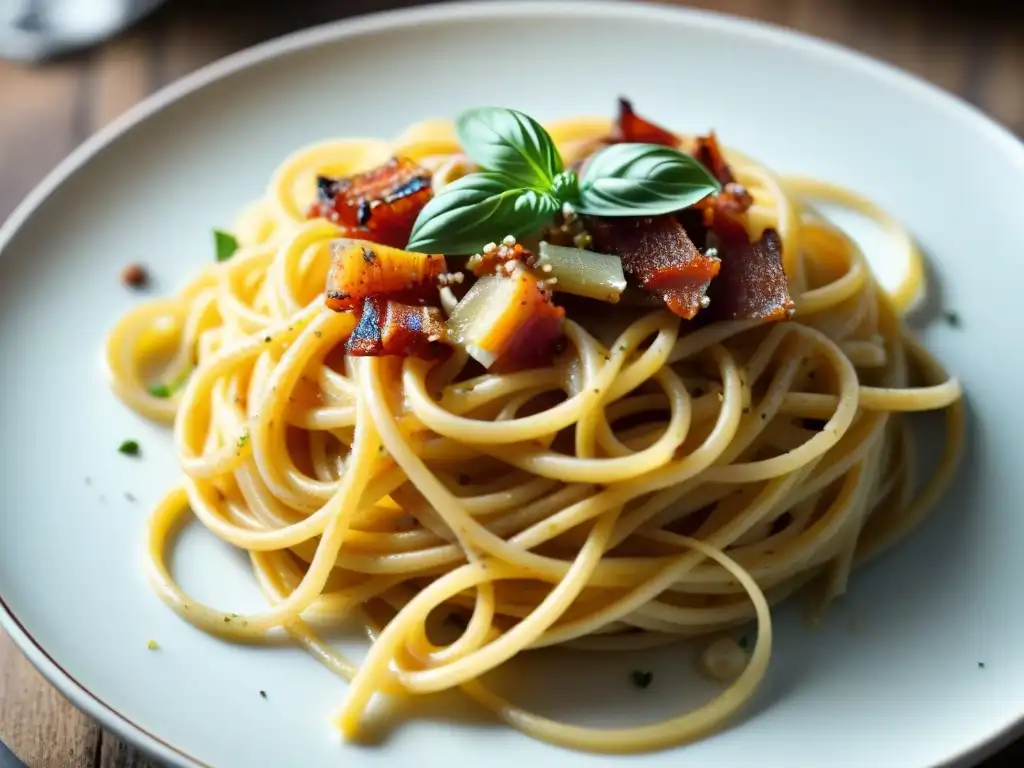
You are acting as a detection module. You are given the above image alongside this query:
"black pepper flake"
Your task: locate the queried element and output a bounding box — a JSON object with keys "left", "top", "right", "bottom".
{"left": 125, "top": 492, "right": 136, "bottom": 502}
{"left": 357, "top": 203, "right": 373, "bottom": 227}
{"left": 943, "top": 310, "right": 961, "bottom": 328}
{"left": 264, "top": 336, "right": 271, "bottom": 343}
{"left": 630, "top": 670, "right": 653, "bottom": 689}
{"left": 738, "top": 635, "right": 750, "bottom": 649}
{"left": 259, "top": 690, "right": 268, "bottom": 699}
{"left": 978, "top": 662, "right": 986, "bottom": 669}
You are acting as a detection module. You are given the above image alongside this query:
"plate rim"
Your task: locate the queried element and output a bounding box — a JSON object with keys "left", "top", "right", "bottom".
{"left": 1, "top": 2, "right": 1021, "bottom": 766}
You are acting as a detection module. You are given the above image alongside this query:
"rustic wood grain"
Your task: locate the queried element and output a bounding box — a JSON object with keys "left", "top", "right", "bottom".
{"left": 0, "top": 1, "right": 1020, "bottom": 765}
{"left": 0, "top": 632, "right": 101, "bottom": 768}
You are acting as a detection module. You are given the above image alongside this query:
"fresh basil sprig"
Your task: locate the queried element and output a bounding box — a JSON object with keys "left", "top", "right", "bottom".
{"left": 406, "top": 107, "right": 720, "bottom": 254}
{"left": 455, "top": 107, "right": 563, "bottom": 188}
{"left": 408, "top": 172, "right": 560, "bottom": 256}
{"left": 577, "top": 143, "right": 720, "bottom": 217}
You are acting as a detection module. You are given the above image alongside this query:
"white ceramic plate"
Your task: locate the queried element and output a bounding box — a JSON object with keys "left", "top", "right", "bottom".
{"left": 1, "top": 2, "right": 1022, "bottom": 766}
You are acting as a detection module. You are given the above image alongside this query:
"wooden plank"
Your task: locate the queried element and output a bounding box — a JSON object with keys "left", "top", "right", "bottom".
{"left": 98, "top": 736, "right": 162, "bottom": 768}
{"left": 0, "top": 631, "right": 100, "bottom": 767}
{"left": 0, "top": 56, "right": 88, "bottom": 220}
{"left": 91, "top": 31, "right": 155, "bottom": 129}
{"left": 982, "top": 26, "right": 1024, "bottom": 135}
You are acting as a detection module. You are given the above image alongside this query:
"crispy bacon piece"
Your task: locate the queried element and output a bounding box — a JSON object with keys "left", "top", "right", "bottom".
{"left": 704, "top": 228, "right": 794, "bottom": 322}
{"left": 346, "top": 296, "right": 451, "bottom": 360}
{"left": 610, "top": 98, "right": 742, "bottom": 203}
{"left": 716, "top": 182, "right": 754, "bottom": 214}
{"left": 690, "top": 181, "right": 755, "bottom": 242}
{"left": 325, "top": 241, "right": 446, "bottom": 312}
{"left": 447, "top": 271, "right": 566, "bottom": 372}
{"left": 612, "top": 97, "right": 678, "bottom": 147}
{"left": 692, "top": 132, "right": 735, "bottom": 186}
{"left": 586, "top": 215, "right": 721, "bottom": 320}
{"left": 308, "top": 157, "right": 432, "bottom": 247}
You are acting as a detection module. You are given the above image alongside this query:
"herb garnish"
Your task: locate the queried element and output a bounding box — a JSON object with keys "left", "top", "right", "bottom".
{"left": 630, "top": 670, "right": 654, "bottom": 689}
{"left": 148, "top": 370, "right": 191, "bottom": 399}
{"left": 237, "top": 432, "right": 250, "bottom": 448}
{"left": 406, "top": 107, "right": 719, "bottom": 253}
{"left": 943, "top": 310, "right": 961, "bottom": 328}
{"left": 118, "top": 439, "right": 140, "bottom": 456}
{"left": 214, "top": 229, "right": 239, "bottom": 262}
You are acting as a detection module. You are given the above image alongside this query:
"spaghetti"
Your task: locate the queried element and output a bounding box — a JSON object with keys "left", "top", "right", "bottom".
{"left": 105, "top": 109, "right": 963, "bottom": 753}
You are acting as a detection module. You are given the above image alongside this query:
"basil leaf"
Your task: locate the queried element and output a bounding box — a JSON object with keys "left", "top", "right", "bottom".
{"left": 455, "top": 107, "right": 563, "bottom": 188}
{"left": 214, "top": 229, "right": 239, "bottom": 262}
{"left": 576, "top": 143, "right": 720, "bottom": 217}
{"left": 407, "top": 172, "right": 559, "bottom": 254}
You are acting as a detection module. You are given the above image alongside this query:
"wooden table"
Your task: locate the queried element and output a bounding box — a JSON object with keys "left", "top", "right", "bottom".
{"left": 0, "top": 1, "right": 1021, "bottom": 765}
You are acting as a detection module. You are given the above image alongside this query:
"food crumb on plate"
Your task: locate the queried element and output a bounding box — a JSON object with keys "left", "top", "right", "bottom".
{"left": 630, "top": 670, "right": 653, "bottom": 689}
{"left": 121, "top": 263, "right": 149, "bottom": 288}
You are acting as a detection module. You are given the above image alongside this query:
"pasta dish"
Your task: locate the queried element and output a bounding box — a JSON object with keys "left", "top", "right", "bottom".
{"left": 105, "top": 99, "right": 963, "bottom": 753}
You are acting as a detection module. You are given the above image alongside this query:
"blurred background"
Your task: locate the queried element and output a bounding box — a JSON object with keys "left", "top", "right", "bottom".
{"left": 0, "top": 1, "right": 1021, "bottom": 766}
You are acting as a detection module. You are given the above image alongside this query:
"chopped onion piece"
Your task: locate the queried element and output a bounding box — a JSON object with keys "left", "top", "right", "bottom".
{"left": 537, "top": 242, "right": 627, "bottom": 304}
{"left": 447, "top": 272, "right": 565, "bottom": 371}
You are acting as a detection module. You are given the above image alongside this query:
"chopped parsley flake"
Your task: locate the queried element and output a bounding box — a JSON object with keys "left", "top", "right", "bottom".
{"left": 237, "top": 432, "right": 249, "bottom": 448}
{"left": 148, "top": 371, "right": 191, "bottom": 399}
{"left": 630, "top": 670, "right": 653, "bottom": 689}
{"left": 214, "top": 229, "right": 239, "bottom": 262}
{"left": 118, "top": 439, "right": 140, "bottom": 456}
